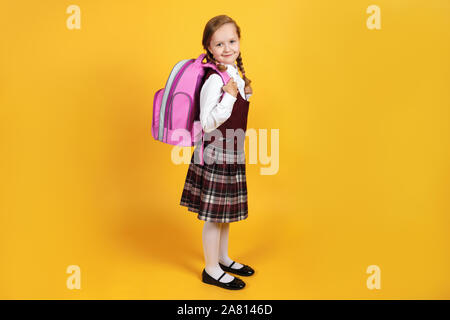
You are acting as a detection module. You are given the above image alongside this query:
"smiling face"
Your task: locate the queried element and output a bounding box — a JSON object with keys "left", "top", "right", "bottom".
{"left": 207, "top": 22, "right": 240, "bottom": 66}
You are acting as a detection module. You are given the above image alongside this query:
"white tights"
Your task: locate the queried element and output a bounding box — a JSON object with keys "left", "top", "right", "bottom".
{"left": 202, "top": 221, "right": 244, "bottom": 283}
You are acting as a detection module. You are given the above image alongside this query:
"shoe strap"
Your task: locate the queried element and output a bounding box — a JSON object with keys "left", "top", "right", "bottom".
{"left": 229, "top": 261, "right": 235, "bottom": 268}
{"left": 217, "top": 272, "right": 226, "bottom": 281}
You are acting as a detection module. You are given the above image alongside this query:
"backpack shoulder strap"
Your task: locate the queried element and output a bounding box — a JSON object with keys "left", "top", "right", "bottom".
{"left": 202, "top": 65, "right": 230, "bottom": 86}
{"left": 195, "top": 53, "right": 231, "bottom": 85}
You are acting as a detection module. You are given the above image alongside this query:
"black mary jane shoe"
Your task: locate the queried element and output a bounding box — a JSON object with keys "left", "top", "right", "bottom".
{"left": 219, "top": 261, "right": 255, "bottom": 277}
{"left": 202, "top": 269, "right": 245, "bottom": 290}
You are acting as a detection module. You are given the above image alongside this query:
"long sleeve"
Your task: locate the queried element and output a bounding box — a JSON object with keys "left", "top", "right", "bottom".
{"left": 200, "top": 74, "right": 237, "bottom": 133}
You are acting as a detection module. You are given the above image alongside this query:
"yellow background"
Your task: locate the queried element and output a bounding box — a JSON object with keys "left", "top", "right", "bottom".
{"left": 1, "top": 0, "right": 449, "bottom": 299}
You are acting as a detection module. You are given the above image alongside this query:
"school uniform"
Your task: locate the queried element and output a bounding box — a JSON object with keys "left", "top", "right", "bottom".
{"left": 179, "top": 62, "right": 251, "bottom": 223}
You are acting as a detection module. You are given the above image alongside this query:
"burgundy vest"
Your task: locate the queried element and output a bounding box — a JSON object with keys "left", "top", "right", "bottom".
{"left": 202, "top": 68, "right": 250, "bottom": 151}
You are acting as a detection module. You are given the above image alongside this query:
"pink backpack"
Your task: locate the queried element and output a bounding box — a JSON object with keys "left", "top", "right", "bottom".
{"left": 152, "top": 53, "right": 231, "bottom": 165}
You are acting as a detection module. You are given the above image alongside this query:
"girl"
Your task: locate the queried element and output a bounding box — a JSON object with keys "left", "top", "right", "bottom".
{"left": 179, "top": 15, "right": 255, "bottom": 290}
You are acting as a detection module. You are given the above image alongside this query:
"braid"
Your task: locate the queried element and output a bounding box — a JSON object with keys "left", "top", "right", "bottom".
{"left": 236, "top": 53, "right": 251, "bottom": 87}
{"left": 205, "top": 50, "right": 252, "bottom": 90}
{"left": 206, "top": 50, "right": 227, "bottom": 72}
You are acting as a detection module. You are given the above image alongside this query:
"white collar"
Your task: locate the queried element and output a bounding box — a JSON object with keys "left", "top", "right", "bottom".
{"left": 225, "top": 63, "right": 239, "bottom": 75}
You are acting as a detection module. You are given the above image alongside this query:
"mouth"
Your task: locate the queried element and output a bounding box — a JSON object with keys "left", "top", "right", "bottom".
{"left": 223, "top": 54, "right": 233, "bottom": 57}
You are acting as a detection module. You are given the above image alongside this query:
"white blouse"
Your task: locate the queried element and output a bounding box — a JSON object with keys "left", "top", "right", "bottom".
{"left": 200, "top": 63, "right": 252, "bottom": 133}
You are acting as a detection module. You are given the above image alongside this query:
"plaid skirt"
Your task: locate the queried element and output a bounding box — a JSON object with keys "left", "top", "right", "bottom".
{"left": 179, "top": 144, "right": 248, "bottom": 223}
